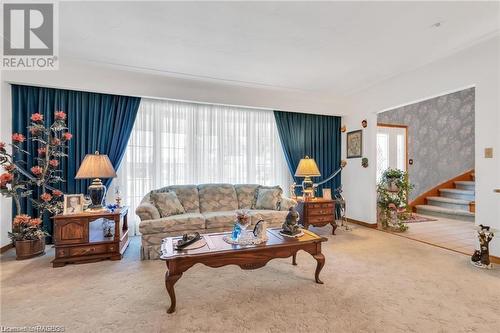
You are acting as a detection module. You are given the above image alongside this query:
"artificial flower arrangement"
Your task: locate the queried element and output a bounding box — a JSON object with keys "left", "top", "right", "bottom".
{"left": 0, "top": 111, "right": 72, "bottom": 258}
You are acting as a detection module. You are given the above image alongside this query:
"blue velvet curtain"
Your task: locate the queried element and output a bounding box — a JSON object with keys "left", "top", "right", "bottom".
{"left": 11, "top": 84, "right": 141, "bottom": 239}
{"left": 273, "top": 110, "right": 342, "bottom": 196}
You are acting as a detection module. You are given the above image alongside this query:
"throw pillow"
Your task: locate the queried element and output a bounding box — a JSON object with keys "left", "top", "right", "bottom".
{"left": 255, "top": 186, "right": 283, "bottom": 210}
{"left": 150, "top": 192, "right": 185, "bottom": 218}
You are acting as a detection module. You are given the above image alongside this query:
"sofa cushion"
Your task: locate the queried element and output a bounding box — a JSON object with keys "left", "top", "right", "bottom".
{"left": 203, "top": 211, "right": 237, "bottom": 229}
{"left": 198, "top": 184, "right": 239, "bottom": 213}
{"left": 165, "top": 185, "right": 200, "bottom": 213}
{"left": 150, "top": 192, "right": 185, "bottom": 217}
{"left": 249, "top": 210, "right": 288, "bottom": 227}
{"left": 234, "top": 184, "right": 259, "bottom": 209}
{"left": 139, "top": 213, "right": 205, "bottom": 235}
{"left": 255, "top": 186, "right": 283, "bottom": 210}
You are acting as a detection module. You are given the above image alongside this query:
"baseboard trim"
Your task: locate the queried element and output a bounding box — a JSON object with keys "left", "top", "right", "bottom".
{"left": 0, "top": 242, "right": 14, "bottom": 254}
{"left": 490, "top": 255, "right": 500, "bottom": 264}
{"left": 346, "top": 218, "right": 377, "bottom": 228}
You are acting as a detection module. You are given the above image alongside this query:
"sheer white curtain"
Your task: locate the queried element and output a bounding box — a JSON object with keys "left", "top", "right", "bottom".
{"left": 110, "top": 98, "right": 292, "bottom": 235}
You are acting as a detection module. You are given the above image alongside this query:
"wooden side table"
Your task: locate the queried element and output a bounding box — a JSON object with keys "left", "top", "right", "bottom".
{"left": 51, "top": 207, "right": 129, "bottom": 268}
{"left": 296, "top": 198, "right": 337, "bottom": 235}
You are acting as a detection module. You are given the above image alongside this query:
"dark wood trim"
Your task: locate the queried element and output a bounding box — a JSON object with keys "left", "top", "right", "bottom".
{"left": 346, "top": 218, "right": 377, "bottom": 228}
{"left": 1, "top": 242, "right": 14, "bottom": 254}
{"left": 490, "top": 255, "right": 500, "bottom": 264}
{"left": 409, "top": 169, "right": 474, "bottom": 211}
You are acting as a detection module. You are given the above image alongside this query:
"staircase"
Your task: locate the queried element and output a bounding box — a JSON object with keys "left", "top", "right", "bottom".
{"left": 415, "top": 172, "right": 475, "bottom": 222}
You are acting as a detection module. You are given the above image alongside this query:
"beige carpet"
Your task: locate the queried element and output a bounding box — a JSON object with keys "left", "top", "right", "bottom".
{"left": 1, "top": 226, "right": 499, "bottom": 333}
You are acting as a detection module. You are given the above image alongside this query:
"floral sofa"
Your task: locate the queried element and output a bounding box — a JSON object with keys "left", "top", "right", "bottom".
{"left": 136, "top": 184, "right": 297, "bottom": 259}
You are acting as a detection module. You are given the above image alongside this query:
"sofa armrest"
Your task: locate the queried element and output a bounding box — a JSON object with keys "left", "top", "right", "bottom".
{"left": 136, "top": 202, "right": 161, "bottom": 221}
{"left": 279, "top": 197, "right": 297, "bottom": 211}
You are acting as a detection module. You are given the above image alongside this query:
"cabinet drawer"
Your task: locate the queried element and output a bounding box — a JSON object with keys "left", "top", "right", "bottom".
{"left": 307, "top": 207, "right": 334, "bottom": 216}
{"left": 307, "top": 202, "right": 334, "bottom": 209}
{"left": 308, "top": 215, "right": 334, "bottom": 224}
{"left": 69, "top": 244, "right": 108, "bottom": 257}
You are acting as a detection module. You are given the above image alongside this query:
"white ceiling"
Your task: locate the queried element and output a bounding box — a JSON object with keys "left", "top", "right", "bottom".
{"left": 60, "top": 1, "right": 500, "bottom": 97}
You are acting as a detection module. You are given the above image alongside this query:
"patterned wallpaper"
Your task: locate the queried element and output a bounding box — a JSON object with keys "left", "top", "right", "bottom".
{"left": 377, "top": 88, "right": 475, "bottom": 200}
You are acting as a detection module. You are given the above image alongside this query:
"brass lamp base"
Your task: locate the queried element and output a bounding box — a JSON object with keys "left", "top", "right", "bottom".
{"left": 302, "top": 176, "right": 315, "bottom": 201}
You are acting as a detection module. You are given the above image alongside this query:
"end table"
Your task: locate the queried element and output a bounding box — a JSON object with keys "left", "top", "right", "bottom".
{"left": 51, "top": 207, "right": 129, "bottom": 267}
{"left": 296, "top": 198, "right": 337, "bottom": 235}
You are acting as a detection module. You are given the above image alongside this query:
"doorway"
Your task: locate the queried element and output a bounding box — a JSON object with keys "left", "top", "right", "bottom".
{"left": 376, "top": 124, "right": 407, "bottom": 182}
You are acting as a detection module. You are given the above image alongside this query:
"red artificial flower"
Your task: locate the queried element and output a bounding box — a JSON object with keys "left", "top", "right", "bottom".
{"left": 54, "top": 111, "right": 66, "bottom": 120}
{"left": 4, "top": 164, "right": 16, "bottom": 172}
{"left": 12, "top": 133, "right": 26, "bottom": 143}
{"left": 31, "top": 166, "right": 43, "bottom": 176}
{"left": 49, "top": 159, "right": 59, "bottom": 168}
{"left": 13, "top": 214, "right": 31, "bottom": 226}
{"left": 31, "top": 113, "right": 43, "bottom": 122}
{"left": 38, "top": 147, "right": 47, "bottom": 157}
{"left": 40, "top": 192, "right": 52, "bottom": 202}
{"left": 62, "top": 132, "right": 73, "bottom": 141}
{"left": 29, "top": 218, "right": 42, "bottom": 227}
{"left": 51, "top": 138, "right": 61, "bottom": 146}
{"left": 52, "top": 189, "right": 63, "bottom": 197}
{"left": 0, "top": 172, "right": 14, "bottom": 184}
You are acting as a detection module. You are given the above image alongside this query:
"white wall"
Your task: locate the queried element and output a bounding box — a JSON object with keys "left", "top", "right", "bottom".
{"left": 342, "top": 35, "right": 500, "bottom": 256}
{"left": 1, "top": 59, "right": 348, "bottom": 116}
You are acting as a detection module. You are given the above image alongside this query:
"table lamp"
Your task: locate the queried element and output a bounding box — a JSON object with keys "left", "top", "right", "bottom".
{"left": 75, "top": 151, "right": 117, "bottom": 210}
{"left": 295, "top": 156, "right": 321, "bottom": 200}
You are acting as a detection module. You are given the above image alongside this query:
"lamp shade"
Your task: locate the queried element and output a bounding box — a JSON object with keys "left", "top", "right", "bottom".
{"left": 75, "top": 151, "right": 117, "bottom": 179}
{"left": 294, "top": 156, "right": 321, "bottom": 177}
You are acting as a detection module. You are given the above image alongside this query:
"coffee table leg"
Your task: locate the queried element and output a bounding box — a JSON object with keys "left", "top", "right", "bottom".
{"left": 165, "top": 271, "right": 182, "bottom": 313}
{"left": 292, "top": 252, "right": 297, "bottom": 266}
{"left": 313, "top": 253, "right": 325, "bottom": 284}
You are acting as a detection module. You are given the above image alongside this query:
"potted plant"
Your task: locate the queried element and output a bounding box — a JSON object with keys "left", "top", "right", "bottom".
{"left": 377, "top": 168, "right": 413, "bottom": 232}
{"left": 0, "top": 111, "right": 71, "bottom": 259}
{"left": 8, "top": 215, "right": 49, "bottom": 259}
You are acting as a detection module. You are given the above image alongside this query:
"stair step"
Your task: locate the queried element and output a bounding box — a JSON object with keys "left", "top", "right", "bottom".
{"left": 454, "top": 180, "right": 475, "bottom": 191}
{"left": 416, "top": 205, "right": 475, "bottom": 222}
{"left": 439, "top": 188, "right": 475, "bottom": 201}
{"left": 426, "top": 196, "right": 471, "bottom": 211}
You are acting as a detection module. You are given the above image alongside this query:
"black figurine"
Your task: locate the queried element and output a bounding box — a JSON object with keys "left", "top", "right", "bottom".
{"left": 281, "top": 207, "right": 301, "bottom": 236}
{"left": 471, "top": 224, "right": 494, "bottom": 269}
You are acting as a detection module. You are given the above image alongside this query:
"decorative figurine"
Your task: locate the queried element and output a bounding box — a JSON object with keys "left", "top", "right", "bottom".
{"left": 102, "top": 219, "right": 114, "bottom": 238}
{"left": 361, "top": 119, "right": 367, "bottom": 128}
{"left": 115, "top": 186, "right": 122, "bottom": 207}
{"left": 290, "top": 182, "right": 297, "bottom": 199}
{"left": 253, "top": 220, "right": 268, "bottom": 242}
{"left": 471, "top": 224, "right": 494, "bottom": 269}
{"left": 281, "top": 207, "right": 302, "bottom": 236}
{"left": 361, "top": 157, "right": 369, "bottom": 168}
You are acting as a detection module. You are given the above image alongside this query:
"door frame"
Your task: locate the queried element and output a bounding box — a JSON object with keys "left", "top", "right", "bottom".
{"left": 376, "top": 123, "right": 409, "bottom": 172}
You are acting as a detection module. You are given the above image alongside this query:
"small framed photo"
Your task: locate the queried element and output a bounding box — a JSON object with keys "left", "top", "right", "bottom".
{"left": 346, "top": 130, "right": 363, "bottom": 158}
{"left": 322, "top": 188, "right": 332, "bottom": 200}
{"left": 63, "top": 194, "right": 85, "bottom": 215}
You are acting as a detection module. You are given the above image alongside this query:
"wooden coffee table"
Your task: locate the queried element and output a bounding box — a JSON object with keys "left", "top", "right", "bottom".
{"left": 160, "top": 228, "right": 327, "bottom": 313}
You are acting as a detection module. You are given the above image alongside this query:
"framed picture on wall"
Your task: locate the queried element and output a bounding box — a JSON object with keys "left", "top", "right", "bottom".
{"left": 346, "top": 130, "right": 362, "bottom": 158}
